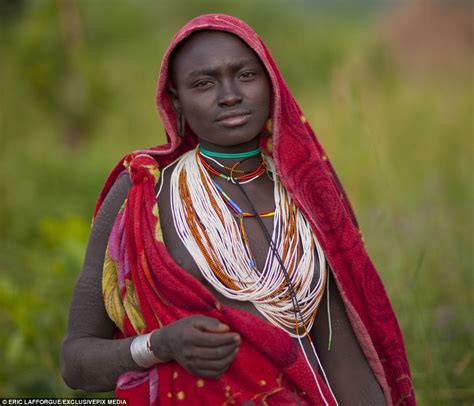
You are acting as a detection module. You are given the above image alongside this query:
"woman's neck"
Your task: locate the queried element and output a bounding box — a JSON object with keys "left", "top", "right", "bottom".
{"left": 197, "top": 137, "right": 263, "bottom": 173}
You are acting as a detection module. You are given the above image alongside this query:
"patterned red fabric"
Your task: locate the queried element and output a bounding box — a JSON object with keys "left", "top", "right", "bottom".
{"left": 96, "top": 14, "right": 415, "bottom": 405}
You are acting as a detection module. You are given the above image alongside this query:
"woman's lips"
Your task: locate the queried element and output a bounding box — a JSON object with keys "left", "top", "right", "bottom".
{"left": 216, "top": 109, "right": 251, "bottom": 127}
{"left": 217, "top": 113, "right": 251, "bottom": 127}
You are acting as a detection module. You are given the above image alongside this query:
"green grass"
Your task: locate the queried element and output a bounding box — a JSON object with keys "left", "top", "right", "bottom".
{"left": 0, "top": 0, "right": 472, "bottom": 403}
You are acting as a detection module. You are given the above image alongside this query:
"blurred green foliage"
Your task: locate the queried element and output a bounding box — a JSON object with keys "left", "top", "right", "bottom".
{"left": 0, "top": 0, "right": 472, "bottom": 403}
{"left": 7, "top": 1, "right": 109, "bottom": 147}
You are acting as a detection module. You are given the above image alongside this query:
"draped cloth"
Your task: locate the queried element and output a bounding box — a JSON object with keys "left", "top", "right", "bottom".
{"left": 95, "top": 14, "right": 415, "bottom": 405}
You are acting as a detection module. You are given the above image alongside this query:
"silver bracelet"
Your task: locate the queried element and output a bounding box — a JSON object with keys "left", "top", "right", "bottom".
{"left": 130, "top": 331, "right": 162, "bottom": 368}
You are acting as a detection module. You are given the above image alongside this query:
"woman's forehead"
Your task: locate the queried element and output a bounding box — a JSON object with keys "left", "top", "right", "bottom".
{"left": 170, "top": 31, "right": 261, "bottom": 79}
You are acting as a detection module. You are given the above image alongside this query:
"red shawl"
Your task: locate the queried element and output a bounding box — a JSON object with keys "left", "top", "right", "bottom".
{"left": 96, "top": 14, "right": 415, "bottom": 405}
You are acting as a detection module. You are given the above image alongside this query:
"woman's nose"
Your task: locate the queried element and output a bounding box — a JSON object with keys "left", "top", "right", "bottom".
{"left": 217, "top": 80, "right": 242, "bottom": 107}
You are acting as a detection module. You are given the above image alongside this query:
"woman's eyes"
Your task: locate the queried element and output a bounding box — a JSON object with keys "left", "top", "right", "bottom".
{"left": 192, "top": 71, "right": 257, "bottom": 89}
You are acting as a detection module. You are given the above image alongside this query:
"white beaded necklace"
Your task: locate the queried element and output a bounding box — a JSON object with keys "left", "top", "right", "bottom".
{"left": 169, "top": 149, "right": 327, "bottom": 338}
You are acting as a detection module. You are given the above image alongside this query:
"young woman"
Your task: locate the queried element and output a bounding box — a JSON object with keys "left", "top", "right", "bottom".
{"left": 61, "top": 14, "right": 415, "bottom": 405}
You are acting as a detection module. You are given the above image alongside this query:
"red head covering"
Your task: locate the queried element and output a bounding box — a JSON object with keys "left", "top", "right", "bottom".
{"left": 96, "top": 14, "right": 415, "bottom": 405}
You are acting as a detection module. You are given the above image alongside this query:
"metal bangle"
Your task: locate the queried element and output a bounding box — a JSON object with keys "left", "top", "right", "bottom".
{"left": 130, "top": 330, "right": 162, "bottom": 368}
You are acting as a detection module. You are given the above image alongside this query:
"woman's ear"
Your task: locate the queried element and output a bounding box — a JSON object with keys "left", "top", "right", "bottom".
{"left": 167, "top": 87, "right": 181, "bottom": 114}
{"left": 167, "top": 86, "right": 186, "bottom": 137}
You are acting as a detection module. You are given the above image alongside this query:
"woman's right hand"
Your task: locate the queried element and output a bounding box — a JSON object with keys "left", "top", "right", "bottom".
{"left": 151, "top": 315, "right": 241, "bottom": 378}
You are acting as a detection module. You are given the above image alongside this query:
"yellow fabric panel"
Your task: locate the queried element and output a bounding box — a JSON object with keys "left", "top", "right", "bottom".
{"left": 124, "top": 279, "right": 146, "bottom": 334}
{"left": 102, "top": 249, "right": 125, "bottom": 332}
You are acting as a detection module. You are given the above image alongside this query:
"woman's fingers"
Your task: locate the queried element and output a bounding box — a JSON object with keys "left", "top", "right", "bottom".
{"left": 191, "top": 329, "right": 240, "bottom": 347}
{"left": 204, "top": 323, "right": 231, "bottom": 333}
{"left": 165, "top": 315, "right": 242, "bottom": 378}
{"left": 191, "top": 315, "right": 230, "bottom": 333}
{"left": 188, "top": 342, "right": 238, "bottom": 360}
{"left": 192, "top": 348, "right": 239, "bottom": 376}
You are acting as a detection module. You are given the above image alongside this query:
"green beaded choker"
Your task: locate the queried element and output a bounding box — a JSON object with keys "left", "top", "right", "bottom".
{"left": 198, "top": 145, "right": 261, "bottom": 159}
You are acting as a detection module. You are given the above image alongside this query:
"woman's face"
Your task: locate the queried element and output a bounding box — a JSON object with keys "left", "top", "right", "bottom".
{"left": 169, "top": 31, "right": 271, "bottom": 149}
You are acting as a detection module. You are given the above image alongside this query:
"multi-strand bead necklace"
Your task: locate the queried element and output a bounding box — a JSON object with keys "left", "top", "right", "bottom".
{"left": 169, "top": 146, "right": 328, "bottom": 337}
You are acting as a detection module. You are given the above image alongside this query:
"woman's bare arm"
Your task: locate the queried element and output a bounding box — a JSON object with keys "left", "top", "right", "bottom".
{"left": 312, "top": 272, "right": 387, "bottom": 406}
{"left": 60, "top": 174, "right": 144, "bottom": 391}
